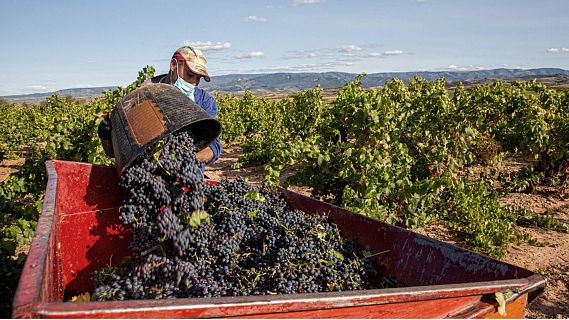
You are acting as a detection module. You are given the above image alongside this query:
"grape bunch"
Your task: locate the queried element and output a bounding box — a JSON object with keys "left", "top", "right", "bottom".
{"left": 93, "top": 130, "right": 384, "bottom": 301}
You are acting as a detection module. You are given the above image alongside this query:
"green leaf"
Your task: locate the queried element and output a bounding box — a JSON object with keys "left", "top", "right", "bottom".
{"left": 189, "top": 210, "right": 210, "bottom": 228}
{"left": 247, "top": 210, "right": 259, "bottom": 218}
{"left": 318, "top": 258, "right": 334, "bottom": 266}
{"left": 152, "top": 140, "right": 164, "bottom": 162}
{"left": 153, "top": 149, "right": 161, "bottom": 163}
{"left": 331, "top": 249, "right": 345, "bottom": 261}
{"left": 495, "top": 292, "right": 507, "bottom": 317}
{"left": 243, "top": 190, "right": 265, "bottom": 202}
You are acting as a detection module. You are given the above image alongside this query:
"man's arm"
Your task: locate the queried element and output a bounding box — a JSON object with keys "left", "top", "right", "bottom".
{"left": 195, "top": 88, "right": 223, "bottom": 164}
{"left": 196, "top": 146, "right": 214, "bottom": 162}
{"left": 197, "top": 136, "right": 222, "bottom": 163}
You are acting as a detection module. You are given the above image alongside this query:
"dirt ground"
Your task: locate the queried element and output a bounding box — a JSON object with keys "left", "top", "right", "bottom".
{"left": 2, "top": 146, "right": 567, "bottom": 318}
{"left": 206, "top": 145, "right": 569, "bottom": 319}
{"left": 500, "top": 193, "right": 569, "bottom": 319}
{"left": 0, "top": 158, "right": 25, "bottom": 183}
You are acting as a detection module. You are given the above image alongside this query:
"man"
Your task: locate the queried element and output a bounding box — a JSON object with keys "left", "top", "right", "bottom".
{"left": 98, "top": 45, "right": 222, "bottom": 172}
{"left": 147, "top": 46, "right": 222, "bottom": 169}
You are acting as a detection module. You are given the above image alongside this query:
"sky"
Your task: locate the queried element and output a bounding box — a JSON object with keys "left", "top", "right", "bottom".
{"left": 1, "top": 0, "right": 568, "bottom": 96}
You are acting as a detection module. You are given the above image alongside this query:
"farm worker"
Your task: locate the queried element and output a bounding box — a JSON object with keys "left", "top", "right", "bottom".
{"left": 98, "top": 45, "right": 222, "bottom": 173}
{"left": 147, "top": 45, "right": 223, "bottom": 170}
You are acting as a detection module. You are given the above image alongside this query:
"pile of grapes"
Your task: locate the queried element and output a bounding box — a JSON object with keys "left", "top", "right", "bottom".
{"left": 93, "top": 130, "right": 380, "bottom": 301}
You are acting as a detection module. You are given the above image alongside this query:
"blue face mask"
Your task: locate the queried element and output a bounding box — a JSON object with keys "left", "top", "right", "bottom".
{"left": 172, "top": 64, "right": 195, "bottom": 101}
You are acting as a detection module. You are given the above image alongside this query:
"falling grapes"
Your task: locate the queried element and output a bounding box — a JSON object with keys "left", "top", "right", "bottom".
{"left": 92, "top": 130, "right": 384, "bottom": 301}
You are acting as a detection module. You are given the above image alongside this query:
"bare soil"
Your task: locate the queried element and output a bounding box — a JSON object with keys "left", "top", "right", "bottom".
{"left": 500, "top": 190, "right": 569, "bottom": 319}
{"left": 0, "top": 158, "right": 25, "bottom": 183}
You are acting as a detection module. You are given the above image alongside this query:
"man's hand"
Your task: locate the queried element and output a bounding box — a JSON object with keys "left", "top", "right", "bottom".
{"left": 97, "top": 113, "right": 112, "bottom": 140}
{"left": 196, "top": 147, "right": 214, "bottom": 163}
{"left": 97, "top": 112, "right": 114, "bottom": 157}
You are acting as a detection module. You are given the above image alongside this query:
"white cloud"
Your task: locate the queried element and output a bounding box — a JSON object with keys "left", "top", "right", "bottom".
{"left": 382, "top": 50, "right": 404, "bottom": 56}
{"left": 235, "top": 51, "right": 266, "bottom": 59}
{"left": 547, "top": 47, "right": 569, "bottom": 53}
{"left": 416, "top": 0, "right": 428, "bottom": 2}
{"left": 440, "top": 64, "right": 488, "bottom": 71}
{"left": 365, "top": 50, "right": 404, "bottom": 58}
{"left": 282, "top": 44, "right": 396, "bottom": 64}
{"left": 293, "top": 0, "right": 322, "bottom": 6}
{"left": 26, "top": 85, "right": 48, "bottom": 91}
{"left": 434, "top": 64, "right": 529, "bottom": 72}
{"left": 245, "top": 15, "right": 267, "bottom": 22}
{"left": 181, "top": 41, "right": 232, "bottom": 51}
{"left": 282, "top": 49, "right": 327, "bottom": 60}
{"left": 340, "top": 45, "right": 362, "bottom": 53}
{"left": 283, "top": 44, "right": 383, "bottom": 61}
{"left": 243, "top": 61, "right": 352, "bottom": 73}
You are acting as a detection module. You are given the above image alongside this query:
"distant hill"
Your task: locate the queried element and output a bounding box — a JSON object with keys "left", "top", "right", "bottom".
{"left": 3, "top": 68, "right": 569, "bottom": 102}
{"left": 2, "top": 86, "right": 117, "bottom": 102}
{"left": 201, "top": 68, "right": 569, "bottom": 93}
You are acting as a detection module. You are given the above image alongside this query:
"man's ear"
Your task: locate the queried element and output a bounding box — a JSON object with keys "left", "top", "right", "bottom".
{"left": 170, "top": 58, "right": 177, "bottom": 71}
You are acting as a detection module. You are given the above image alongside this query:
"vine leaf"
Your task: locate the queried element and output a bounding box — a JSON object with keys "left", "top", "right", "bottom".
{"left": 318, "top": 258, "right": 334, "bottom": 266}
{"left": 189, "top": 210, "right": 210, "bottom": 227}
{"left": 331, "top": 249, "right": 345, "bottom": 261}
{"left": 495, "top": 292, "right": 507, "bottom": 317}
{"left": 244, "top": 190, "right": 265, "bottom": 202}
{"left": 494, "top": 290, "right": 514, "bottom": 317}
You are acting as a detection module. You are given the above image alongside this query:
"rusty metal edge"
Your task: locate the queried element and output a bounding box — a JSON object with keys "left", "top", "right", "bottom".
{"left": 449, "top": 292, "right": 529, "bottom": 318}
{"left": 34, "top": 277, "right": 541, "bottom": 318}
{"left": 524, "top": 274, "right": 548, "bottom": 304}
{"left": 12, "top": 160, "right": 59, "bottom": 318}
{"left": 447, "top": 274, "right": 546, "bottom": 318}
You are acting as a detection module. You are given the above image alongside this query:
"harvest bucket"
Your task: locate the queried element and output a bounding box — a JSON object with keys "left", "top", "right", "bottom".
{"left": 109, "top": 83, "right": 221, "bottom": 173}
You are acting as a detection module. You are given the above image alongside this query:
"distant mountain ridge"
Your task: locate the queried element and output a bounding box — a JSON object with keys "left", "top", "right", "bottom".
{"left": 3, "top": 68, "right": 569, "bottom": 102}
{"left": 200, "top": 68, "right": 569, "bottom": 93}
{"left": 2, "top": 86, "right": 117, "bottom": 102}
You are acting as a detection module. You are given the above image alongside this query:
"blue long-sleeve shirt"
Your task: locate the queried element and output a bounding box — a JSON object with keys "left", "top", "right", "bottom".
{"left": 150, "top": 75, "right": 223, "bottom": 171}
{"left": 193, "top": 86, "right": 223, "bottom": 171}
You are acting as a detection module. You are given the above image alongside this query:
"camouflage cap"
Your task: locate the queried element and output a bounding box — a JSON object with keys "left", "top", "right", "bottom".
{"left": 173, "top": 46, "right": 211, "bottom": 82}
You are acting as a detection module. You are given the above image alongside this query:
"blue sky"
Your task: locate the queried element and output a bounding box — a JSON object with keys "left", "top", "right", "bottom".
{"left": 1, "top": 0, "right": 568, "bottom": 96}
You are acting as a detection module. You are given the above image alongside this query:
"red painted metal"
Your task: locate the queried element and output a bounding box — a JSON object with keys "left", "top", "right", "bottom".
{"left": 13, "top": 160, "right": 546, "bottom": 318}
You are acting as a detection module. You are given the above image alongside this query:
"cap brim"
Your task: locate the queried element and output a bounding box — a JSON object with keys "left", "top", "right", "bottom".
{"left": 184, "top": 62, "right": 211, "bottom": 82}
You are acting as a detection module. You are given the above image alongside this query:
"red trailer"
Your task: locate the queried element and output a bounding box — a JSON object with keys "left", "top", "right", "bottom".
{"left": 13, "top": 160, "right": 546, "bottom": 318}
